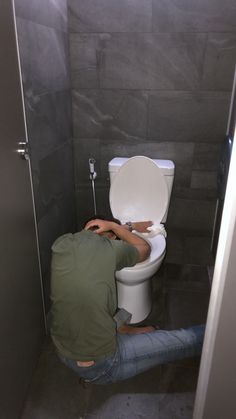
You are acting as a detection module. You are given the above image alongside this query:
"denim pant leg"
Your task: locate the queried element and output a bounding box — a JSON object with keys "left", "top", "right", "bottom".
{"left": 113, "top": 324, "right": 205, "bottom": 382}
{"left": 58, "top": 350, "right": 118, "bottom": 384}
{"left": 58, "top": 325, "right": 205, "bottom": 385}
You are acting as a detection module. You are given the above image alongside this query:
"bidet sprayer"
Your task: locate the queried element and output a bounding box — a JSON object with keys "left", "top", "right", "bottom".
{"left": 89, "top": 158, "right": 97, "bottom": 214}
{"left": 89, "top": 157, "right": 97, "bottom": 180}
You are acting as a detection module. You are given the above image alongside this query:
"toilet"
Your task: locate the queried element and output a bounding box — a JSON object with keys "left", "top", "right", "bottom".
{"left": 108, "top": 156, "right": 175, "bottom": 324}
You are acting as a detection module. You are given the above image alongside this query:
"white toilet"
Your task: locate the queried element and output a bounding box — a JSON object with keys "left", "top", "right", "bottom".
{"left": 108, "top": 156, "right": 175, "bottom": 324}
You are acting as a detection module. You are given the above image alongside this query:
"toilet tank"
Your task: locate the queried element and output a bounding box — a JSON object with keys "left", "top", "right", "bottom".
{"left": 108, "top": 157, "right": 175, "bottom": 223}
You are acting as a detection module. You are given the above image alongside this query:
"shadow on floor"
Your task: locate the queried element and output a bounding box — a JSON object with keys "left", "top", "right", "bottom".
{"left": 21, "top": 263, "right": 210, "bottom": 419}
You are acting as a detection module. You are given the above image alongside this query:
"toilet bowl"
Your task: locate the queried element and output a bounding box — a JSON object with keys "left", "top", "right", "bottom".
{"left": 109, "top": 156, "right": 175, "bottom": 324}
{"left": 116, "top": 234, "right": 166, "bottom": 284}
{"left": 116, "top": 234, "right": 166, "bottom": 323}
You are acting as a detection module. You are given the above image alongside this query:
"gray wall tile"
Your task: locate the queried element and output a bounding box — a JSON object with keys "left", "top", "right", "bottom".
{"left": 201, "top": 33, "right": 236, "bottom": 91}
{"left": 15, "top": 0, "right": 68, "bottom": 31}
{"left": 173, "top": 187, "right": 217, "bottom": 201}
{"left": 165, "top": 286, "right": 210, "bottom": 328}
{"left": 152, "top": 0, "right": 236, "bottom": 32}
{"left": 148, "top": 91, "right": 230, "bottom": 142}
{"left": 34, "top": 143, "right": 75, "bottom": 221}
{"left": 165, "top": 230, "right": 185, "bottom": 265}
{"left": 70, "top": 32, "right": 207, "bottom": 90}
{"left": 164, "top": 263, "right": 210, "bottom": 285}
{"left": 167, "top": 198, "right": 216, "bottom": 232}
{"left": 75, "top": 186, "right": 94, "bottom": 226}
{"left": 165, "top": 226, "right": 214, "bottom": 267}
{"left": 184, "top": 236, "right": 213, "bottom": 265}
{"left": 191, "top": 171, "right": 217, "bottom": 190}
{"left": 25, "top": 90, "right": 72, "bottom": 161}
{"left": 165, "top": 229, "right": 214, "bottom": 266}
{"left": 72, "top": 89, "right": 148, "bottom": 140}
{"left": 193, "top": 143, "right": 221, "bottom": 171}
{"left": 76, "top": 183, "right": 113, "bottom": 229}
{"left": 38, "top": 143, "right": 74, "bottom": 209}
{"left": 98, "top": 33, "right": 207, "bottom": 90}
{"left": 17, "top": 18, "right": 70, "bottom": 95}
{"left": 68, "top": 0, "right": 152, "bottom": 33}
{"left": 70, "top": 33, "right": 102, "bottom": 88}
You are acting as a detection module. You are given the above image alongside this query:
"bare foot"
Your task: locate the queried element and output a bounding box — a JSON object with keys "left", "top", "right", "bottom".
{"left": 118, "top": 325, "right": 159, "bottom": 335}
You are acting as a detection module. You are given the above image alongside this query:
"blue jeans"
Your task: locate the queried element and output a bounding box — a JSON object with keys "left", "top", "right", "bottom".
{"left": 59, "top": 325, "right": 205, "bottom": 384}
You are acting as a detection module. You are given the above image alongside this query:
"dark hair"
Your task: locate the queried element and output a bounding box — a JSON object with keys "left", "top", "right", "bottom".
{"left": 82, "top": 214, "right": 121, "bottom": 239}
{"left": 82, "top": 214, "right": 121, "bottom": 229}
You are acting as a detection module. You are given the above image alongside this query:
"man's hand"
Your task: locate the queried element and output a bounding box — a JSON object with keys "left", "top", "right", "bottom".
{"left": 131, "top": 221, "right": 153, "bottom": 233}
{"left": 84, "top": 219, "right": 113, "bottom": 234}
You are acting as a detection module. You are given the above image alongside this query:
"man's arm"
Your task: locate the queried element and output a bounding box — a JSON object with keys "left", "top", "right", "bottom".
{"left": 84, "top": 219, "right": 151, "bottom": 263}
{"left": 123, "top": 221, "right": 153, "bottom": 233}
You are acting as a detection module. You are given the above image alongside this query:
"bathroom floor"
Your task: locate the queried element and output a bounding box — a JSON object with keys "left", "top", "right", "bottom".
{"left": 21, "top": 263, "right": 210, "bottom": 419}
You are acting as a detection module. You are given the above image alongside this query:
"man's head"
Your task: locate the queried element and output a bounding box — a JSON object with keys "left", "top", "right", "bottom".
{"left": 83, "top": 215, "right": 121, "bottom": 240}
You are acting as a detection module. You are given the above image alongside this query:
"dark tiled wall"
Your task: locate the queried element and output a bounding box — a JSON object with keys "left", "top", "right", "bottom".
{"left": 69, "top": 0, "right": 236, "bottom": 265}
{"left": 15, "top": 0, "right": 76, "bottom": 311}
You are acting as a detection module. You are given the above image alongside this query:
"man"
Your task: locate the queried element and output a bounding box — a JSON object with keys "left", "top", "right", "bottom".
{"left": 50, "top": 218, "right": 205, "bottom": 384}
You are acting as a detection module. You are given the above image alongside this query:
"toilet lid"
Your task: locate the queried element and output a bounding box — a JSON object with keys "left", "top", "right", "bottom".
{"left": 109, "top": 156, "right": 169, "bottom": 223}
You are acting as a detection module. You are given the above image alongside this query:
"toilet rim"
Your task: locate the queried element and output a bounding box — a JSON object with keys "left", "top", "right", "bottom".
{"left": 123, "top": 233, "right": 166, "bottom": 271}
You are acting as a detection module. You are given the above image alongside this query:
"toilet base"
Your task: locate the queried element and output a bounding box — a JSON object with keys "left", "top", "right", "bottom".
{"left": 116, "top": 279, "right": 152, "bottom": 324}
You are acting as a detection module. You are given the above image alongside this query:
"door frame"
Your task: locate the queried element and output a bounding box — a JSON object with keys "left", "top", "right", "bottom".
{"left": 193, "top": 101, "right": 236, "bottom": 418}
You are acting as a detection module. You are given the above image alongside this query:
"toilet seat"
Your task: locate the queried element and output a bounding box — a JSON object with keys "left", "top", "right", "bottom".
{"left": 109, "top": 156, "right": 169, "bottom": 224}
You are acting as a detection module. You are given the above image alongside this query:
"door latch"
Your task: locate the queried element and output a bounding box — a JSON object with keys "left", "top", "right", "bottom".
{"left": 16, "top": 141, "right": 29, "bottom": 160}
